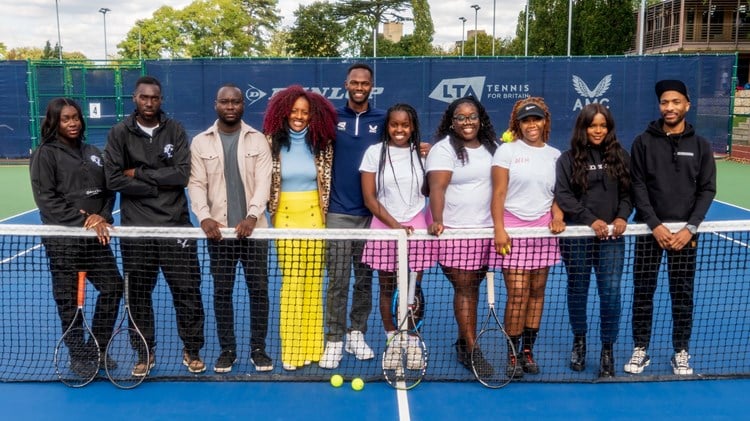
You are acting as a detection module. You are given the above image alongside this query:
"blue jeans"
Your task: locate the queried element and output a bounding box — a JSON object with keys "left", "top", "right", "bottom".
{"left": 560, "top": 237, "right": 624, "bottom": 344}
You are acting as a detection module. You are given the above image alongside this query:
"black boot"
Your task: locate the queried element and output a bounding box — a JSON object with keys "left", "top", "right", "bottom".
{"left": 599, "top": 343, "right": 615, "bottom": 378}
{"left": 570, "top": 335, "right": 586, "bottom": 372}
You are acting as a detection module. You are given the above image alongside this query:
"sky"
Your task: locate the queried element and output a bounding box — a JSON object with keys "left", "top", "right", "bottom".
{"left": 0, "top": 0, "right": 526, "bottom": 59}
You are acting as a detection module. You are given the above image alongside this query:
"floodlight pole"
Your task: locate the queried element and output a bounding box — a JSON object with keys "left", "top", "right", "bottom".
{"left": 99, "top": 7, "right": 111, "bottom": 61}
{"left": 459, "top": 17, "right": 467, "bottom": 56}
{"left": 471, "top": 4, "right": 481, "bottom": 56}
{"left": 55, "top": 0, "right": 63, "bottom": 60}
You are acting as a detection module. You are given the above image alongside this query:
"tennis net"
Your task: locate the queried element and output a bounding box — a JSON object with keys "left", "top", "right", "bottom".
{"left": 0, "top": 221, "right": 748, "bottom": 383}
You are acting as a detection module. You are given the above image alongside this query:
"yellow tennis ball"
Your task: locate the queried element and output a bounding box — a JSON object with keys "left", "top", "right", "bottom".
{"left": 351, "top": 377, "right": 365, "bottom": 391}
{"left": 501, "top": 245, "right": 511, "bottom": 255}
{"left": 330, "top": 374, "right": 344, "bottom": 388}
{"left": 501, "top": 130, "right": 513, "bottom": 143}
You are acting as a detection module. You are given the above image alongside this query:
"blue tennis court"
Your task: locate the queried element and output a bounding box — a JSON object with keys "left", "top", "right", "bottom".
{"left": 1, "top": 200, "right": 749, "bottom": 419}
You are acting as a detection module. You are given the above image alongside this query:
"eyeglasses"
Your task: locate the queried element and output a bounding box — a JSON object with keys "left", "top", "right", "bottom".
{"left": 452, "top": 114, "right": 479, "bottom": 123}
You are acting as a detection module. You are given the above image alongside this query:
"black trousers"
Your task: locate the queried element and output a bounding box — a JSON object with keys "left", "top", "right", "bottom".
{"left": 43, "top": 237, "right": 123, "bottom": 350}
{"left": 632, "top": 234, "right": 697, "bottom": 352}
{"left": 207, "top": 238, "right": 269, "bottom": 351}
{"left": 121, "top": 238, "right": 205, "bottom": 354}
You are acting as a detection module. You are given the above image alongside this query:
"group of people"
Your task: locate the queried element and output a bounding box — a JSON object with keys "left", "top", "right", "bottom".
{"left": 30, "top": 67, "right": 715, "bottom": 381}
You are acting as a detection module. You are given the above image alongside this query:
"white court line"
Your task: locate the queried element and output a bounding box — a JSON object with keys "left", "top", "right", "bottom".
{"left": 713, "top": 231, "right": 750, "bottom": 248}
{"left": 0, "top": 208, "right": 38, "bottom": 223}
{"left": 714, "top": 199, "right": 750, "bottom": 213}
{"left": 397, "top": 387, "right": 411, "bottom": 421}
{"left": 1, "top": 243, "right": 42, "bottom": 264}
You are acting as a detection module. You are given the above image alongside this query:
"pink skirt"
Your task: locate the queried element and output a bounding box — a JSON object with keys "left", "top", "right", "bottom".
{"left": 490, "top": 211, "right": 560, "bottom": 270}
{"left": 362, "top": 210, "right": 436, "bottom": 272}
{"left": 435, "top": 237, "right": 493, "bottom": 271}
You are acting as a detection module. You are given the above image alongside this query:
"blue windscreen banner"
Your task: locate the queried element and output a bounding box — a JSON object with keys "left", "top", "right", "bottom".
{"left": 0, "top": 61, "right": 32, "bottom": 158}
{"left": 2, "top": 55, "right": 736, "bottom": 158}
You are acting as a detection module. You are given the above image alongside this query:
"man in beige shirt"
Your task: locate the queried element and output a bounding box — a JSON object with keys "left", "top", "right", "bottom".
{"left": 188, "top": 83, "right": 273, "bottom": 374}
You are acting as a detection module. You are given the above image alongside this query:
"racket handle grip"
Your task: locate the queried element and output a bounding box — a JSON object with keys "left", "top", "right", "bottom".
{"left": 486, "top": 271, "right": 495, "bottom": 305}
{"left": 77, "top": 271, "right": 87, "bottom": 307}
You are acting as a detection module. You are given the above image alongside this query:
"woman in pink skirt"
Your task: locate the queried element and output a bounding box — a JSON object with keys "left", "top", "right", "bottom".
{"left": 491, "top": 97, "right": 565, "bottom": 378}
{"left": 360, "top": 104, "right": 434, "bottom": 369}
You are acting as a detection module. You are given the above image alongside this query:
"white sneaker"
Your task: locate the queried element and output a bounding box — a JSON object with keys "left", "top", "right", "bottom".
{"left": 671, "top": 350, "right": 693, "bottom": 375}
{"left": 282, "top": 362, "right": 297, "bottom": 371}
{"left": 406, "top": 338, "right": 424, "bottom": 370}
{"left": 319, "top": 341, "right": 343, "bottom": 369}
{"left": 383, "top": 343, "right": 402, "bottom": 370}
{"left": 345, "top": 331, "right": 375, "bottom": 360}
{"left": 623, "top": 347, "right": 650, "bottom": 374}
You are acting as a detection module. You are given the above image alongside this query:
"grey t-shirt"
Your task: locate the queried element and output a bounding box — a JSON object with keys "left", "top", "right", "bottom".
{"left": 219, "top": 130, "right": 247, "bottom": 227}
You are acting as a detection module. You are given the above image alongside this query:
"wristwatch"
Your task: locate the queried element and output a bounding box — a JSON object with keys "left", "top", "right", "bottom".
{"left": 685, "top": 224, "right": 698, "bottom": 235}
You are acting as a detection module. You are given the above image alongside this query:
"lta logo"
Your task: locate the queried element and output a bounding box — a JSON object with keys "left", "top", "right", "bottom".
{"left": 572, "top": 74, "right": 612, "bottom": 110}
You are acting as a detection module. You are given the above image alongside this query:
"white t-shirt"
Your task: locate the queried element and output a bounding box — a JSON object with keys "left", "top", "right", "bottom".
{"left": 492, "top": 140, "right": 561, "bottom": 220}
{"left": 359, "top": 143, "right": 426, "bottom": 222}
{"left": 426, "top": 137, "right": 493, "bottom": 228}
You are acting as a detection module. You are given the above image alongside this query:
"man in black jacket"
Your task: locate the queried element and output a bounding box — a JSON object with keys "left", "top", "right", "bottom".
{"left": 625, "top": 79, "right": 716, "bottom": 376}
{"left": 104, "top": 76, "right": 205, "bottom": 376}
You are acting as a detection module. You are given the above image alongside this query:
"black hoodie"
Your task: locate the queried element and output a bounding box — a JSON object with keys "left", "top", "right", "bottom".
{"left": 630, "top": 119, "right": 716, "bottom": 229}
{"left": 555, "top": 145, "right": 632, "bottom": 226}
{"left": 30, "top": 139, "right": 114, "bottom": 226}
{"left": 103, "top": 111, "right": 192, "bottom": 227}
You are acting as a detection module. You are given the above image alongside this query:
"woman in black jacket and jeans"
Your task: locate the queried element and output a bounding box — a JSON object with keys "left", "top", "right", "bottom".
{"left": 555, "top": 103, "right": 632, "bottom": 378}
{"left": 30, "top": 98, "right": 122, "bottom": 372}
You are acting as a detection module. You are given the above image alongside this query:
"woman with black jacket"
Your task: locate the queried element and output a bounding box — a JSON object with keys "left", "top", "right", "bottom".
{"left": 30, "top": 98, "right": 122, "bottom": 373}
{"left": 554, "top": 103, "right": 632, "bottom": 378}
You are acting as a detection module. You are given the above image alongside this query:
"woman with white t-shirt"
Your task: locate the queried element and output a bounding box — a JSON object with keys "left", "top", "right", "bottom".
{"left": 490, "top": 97, "right": 565, "bottom": 379}
{"left": 360, "top": 103, "right": 435, "bottom": 370}
{"left": 426, "top": 96, "right": 498, "bottom": 375}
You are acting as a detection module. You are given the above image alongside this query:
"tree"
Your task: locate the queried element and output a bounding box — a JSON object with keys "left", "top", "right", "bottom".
{"left": 239, "top": 0, "right": 282, "bottom": 55}
{"left": 0, "top": 42, "right": 6, "bottom": 59}
{"left": 334, "top": 0, "right": 411, "bottom": 56}
{"left": 117, "top": 0, "right": 281, "bottom": 58}
{"left": 409, "top": 0, "right": 434, "bottom": 56}
{"left": 181, "top": 0, "right": 255, "bottom": 57}
{"left": 288, "top": 2, "right": 344, "bottom": 57}
{"left": 573, "top": 0, "right": 635, "bottom": 55}
{"left": 266, "top": 29, "right": 291, "bottom": 57}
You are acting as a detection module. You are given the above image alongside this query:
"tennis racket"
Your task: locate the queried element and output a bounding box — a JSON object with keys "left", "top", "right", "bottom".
{"left": 390, "top": 276, "right": 424, "bottom": 332}
{"left": 53, "top": 271, "right": 101, "bottom": 387}
{"left": 382, "top": 272, "right": 428, "bottom": 390}
{"left": 106, "top": 273, "right": 150, "bottom": 388}
{"left": 471, "top": 271, "right": 517, "bottom": 388}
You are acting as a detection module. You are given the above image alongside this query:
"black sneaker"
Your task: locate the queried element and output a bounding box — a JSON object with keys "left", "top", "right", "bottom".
{"left": 250, "top": 348, "right": 273, "bottom": 372}
{"left": 214, "top": 349, "right": 237, "bottom": 373}
{"left": 454, "top": 338, "right": 471, "bottom": 369}
{"left": 506, "top": 352, "right": 524, "bottom": 379}
{"left": 471, "top": 346, "right": 495, "bottom": 378}
{"left": 520, "top": 349, "right": 540, "bottom": 374}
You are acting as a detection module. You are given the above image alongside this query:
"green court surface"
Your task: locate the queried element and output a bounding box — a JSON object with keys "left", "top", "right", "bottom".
{"left": 1, "top": 160, "right": 749, "bottom": 220}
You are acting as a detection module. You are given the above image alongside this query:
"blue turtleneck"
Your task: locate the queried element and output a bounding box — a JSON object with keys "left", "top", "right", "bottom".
{"left": 280, "top": 127, "right": 318, "bottom": 192}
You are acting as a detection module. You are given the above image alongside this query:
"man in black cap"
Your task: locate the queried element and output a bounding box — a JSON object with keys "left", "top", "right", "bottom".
{"left": 624, "top": 79, "right": 716, "bottom": 376}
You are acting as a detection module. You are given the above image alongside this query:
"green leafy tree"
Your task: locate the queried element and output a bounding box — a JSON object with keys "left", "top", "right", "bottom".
{"left": 335, "top": 0, "right": 411, "bottom": 56}
{"left": 0, "top": 42, "right": 7, "bottom": 59}
{"left": 118, "top": 0, "right": 280, "bottom": 58}
{"left": 239, "top": 0, "right": 281, "bottom": 55}
{"left": 409, "top": 0, "right": 434, "bottom": 56}
{"left": 288, "top": 2, "right": 344, "bottom": 57}
{"left": 181, "top": 0, "right": 254, "bottom": 57}
{"left": 573, "top": 0, "right": 635, "bottom": 54}
{"left": 266, "top": 29, "right": 291, "bottom": 57}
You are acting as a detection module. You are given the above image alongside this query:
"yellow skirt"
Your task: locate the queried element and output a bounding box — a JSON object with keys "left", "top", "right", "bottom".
{"left": 273, "top": 190, "right": 325, "bottom": 367}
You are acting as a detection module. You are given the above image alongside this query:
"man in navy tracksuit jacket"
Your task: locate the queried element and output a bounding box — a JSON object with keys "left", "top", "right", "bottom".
{"left": 624, "top": 79, "right": 716, "bottom": 376}
{"left": 104, "top": 76, "right": 205, "bottom": 376}
{"left": 320, "top": 63, "right": 386, "bottom": 369}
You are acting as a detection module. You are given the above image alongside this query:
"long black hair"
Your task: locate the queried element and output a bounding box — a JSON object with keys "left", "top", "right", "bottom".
{"left": 433, "top": 96, "right": 497, "bottom": 164}
{"left": 375, "top": 103, "right": 425, "bottom": 198}
{"left": 40, "top": 97, "right": 85, "bottom": 144}
{"left": 569, "top": 103, "right": 629, "bottom": 192}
